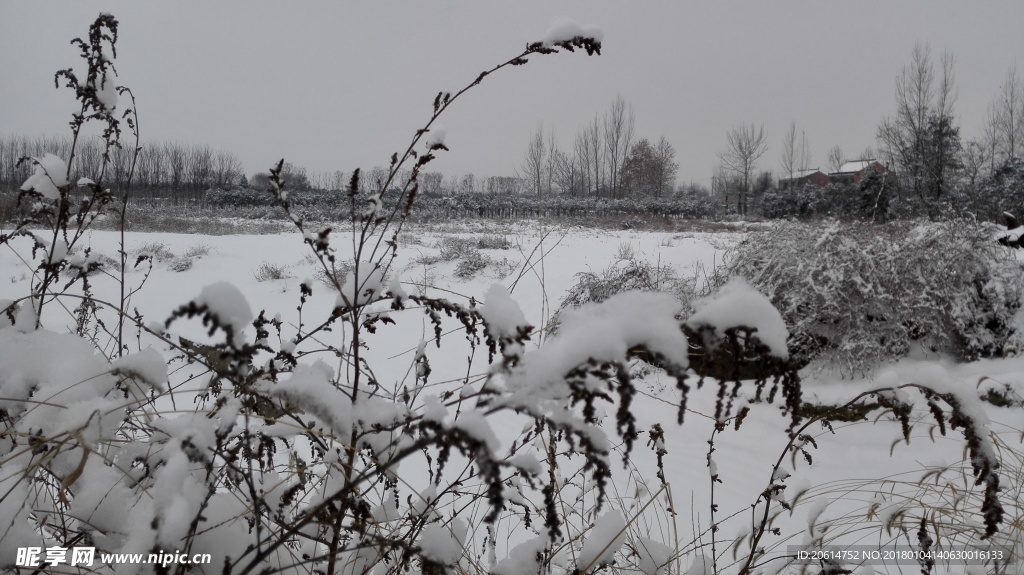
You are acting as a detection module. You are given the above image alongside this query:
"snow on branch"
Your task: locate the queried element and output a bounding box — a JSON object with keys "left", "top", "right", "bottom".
{"left": 503, "top": 291, "right": 688, "bottom": 404}
{"left": 687, "top": 277, "right": 789, "bottom": 358}
{"left": 542, "top": 16, "right": 604, "bottom": 46}
{"left": 20, "top": 153, "right": 69, "bottom": 200}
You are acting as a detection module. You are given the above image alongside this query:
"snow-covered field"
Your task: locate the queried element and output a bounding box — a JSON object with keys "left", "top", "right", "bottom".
{"left": 1, "top": 221, "right": 1021, "bottom": 574}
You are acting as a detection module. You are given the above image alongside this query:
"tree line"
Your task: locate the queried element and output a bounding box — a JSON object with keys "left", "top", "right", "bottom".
{"left": 518, "top": 95, "right": 680, "bottom": 199}
{"left": 714, "top": 43, "right": 1024, "bottom": 221}
{"left": 0, "top": 134, "right": 245, "bottom": 204}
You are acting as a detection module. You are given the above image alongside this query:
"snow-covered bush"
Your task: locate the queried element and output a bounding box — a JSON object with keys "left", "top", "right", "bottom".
{"left": 453, "top": 249, "right": 489, "bottom": 279}
{"left": 761, "top": 172, "right": 890, "bottom": 222}
{"left": 0, "top": 14, "right": 1016, "bottom": 575}
{"left": 954, "top": 157, "right": 1024, "bottom": 223}
{"left": 759, "top": 183, "right": 829, "bottom": 220}
{"left": 729, "top": 219, "right": 1024, "bottom": 372}
{"left": 554, "top": 258, "right": 697, "bottom": 326}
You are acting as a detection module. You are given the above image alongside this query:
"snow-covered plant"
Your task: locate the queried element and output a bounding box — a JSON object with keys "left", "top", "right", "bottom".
{"left": 0, "top": 14, "right": 1016, "bottom": 575}
{"left": 729, "top": 219, "right": 1024, "bottom": 373}
{"left": 0, "top": 14, "right": 140, "bottom": 339}
{"left": 555, "top": 258, "right": 696, "bottom": 321}
{"left": 954, "top": 157, "right": 1024, "bottom": 223}
{"left": 710, "top": 362, "right": 1016, "bottom": 575}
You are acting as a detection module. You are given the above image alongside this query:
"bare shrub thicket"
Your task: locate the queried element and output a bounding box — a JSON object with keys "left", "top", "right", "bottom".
{"left": 254, "top": 262, "right": 292, "bottom": 282}
{"left": 552, "top": 249, "right": 710, "bottom": 326}
{"left": 413, "top": 235, "right": 517, "bottom": 279}
{"left": 728, "top": 219, "right": 1024, "bottom": 372}
{"left": 0, "top": 14, "right": 1017, "bottom": 575}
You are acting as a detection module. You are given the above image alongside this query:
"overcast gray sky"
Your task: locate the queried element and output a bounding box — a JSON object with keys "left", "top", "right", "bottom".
{"left": 2, "top": 2, "right": 1023, "bottom": 188}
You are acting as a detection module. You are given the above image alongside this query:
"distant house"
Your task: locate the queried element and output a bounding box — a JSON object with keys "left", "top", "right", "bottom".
{"left": 828, "top": 159, "right": 887, "bottom": 185}
{"left": 778, "top": 168, "right": 829, "bottom": 189}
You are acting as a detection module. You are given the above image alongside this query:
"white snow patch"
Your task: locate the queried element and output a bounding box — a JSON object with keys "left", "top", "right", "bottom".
{"left": 424, "top": 124, "right": 446, "bottom": 148}
{"left": 688, "top": 277, "right": 789, "bottom": 357}
{"left": 492, "top": 529, "right": 548, "bottom": 575}
{"left": 111, "top": 348, "right": 168, "bottom": 390}
{"left": 806, "top": 498, "right": 831, "bottom": 536}
{"left": 93, "top": 69, "right": 118, "bottom": 111}
{"left": 21, "top": 153, "right": 69, "bottom": 200}
{"left": 506, "top": 291, "right": 687, "bottom": 406}
{"left": 389, "top": 274, "right": 407, "bottom": 300}
{"left": 194, "top": 281, "right": 254, "bottom": 343}
{"left": 772, "top": 465, "right": 791, "bottom": 482}
{"left": 508, "top": 452, "right": 542, "bottom": 475}
{"left": 339, "top": 261, "right": 384, "bottom": 307}
{"left": 576, "top": 510, "right": 627, "bottom": 570}
{"left": 542, "top": 17, "right": 604, "bottom": 46}
{"left": 265, "top": 361, "right": 351, "bottom": 435}
{"left": 422, "top": 394, "right": 449, "bottom": 424}
{"left": 480, "top": 284, "right": 529, "bottom": 340}
{"left": 418, "top": 523, "right": 464, "bottom": 566}
{"left": 453, "top": 409, "right": 501, "bottom": 453}
{"left": 48, "top": 238, "right": 69, "bottom": 264}
{"left": 635, "top": 536, "right": 673, "bottom": 575}
{"left": 685, "top": 554, "right": 713, "bottom": 575}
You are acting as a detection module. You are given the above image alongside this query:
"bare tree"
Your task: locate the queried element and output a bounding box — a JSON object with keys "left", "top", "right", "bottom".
{"left": 603, "top": 95, "right": 635, "bottom": 198}
{"left": 571, "top": 128, "right": 593, "bottom": 196}
{"left": 185, "top": 144, "right": 213, "bottom": 196}
{"left": 992, "top": 67, "right": 1024, "bottom": 162}
{"left": 581, "top": 118, "right": 603, "bottom": 196}
{"left": 877, "top": 43, "right": 960, "bottom": 202}
{"left": 460, "top": 173, "right": 475, "bottom": 194}
{"left": 961, "top": 139, "right": 991, "bottom": 189}
{"left": 982, "top": 104, "right": 1002, "bottom": 173}
{"left": 486, "top": 175, "right": 525, "bottom": 196}
{"left": 654, "top": 136, "right": 678, "bottom": 197}
{"left": 544, "top": 128, "right": 558, "bottom": 197}
{"left": 138, "top": 142, "right": 164, "bottom": 191}
{"left": 77, "top": 137, "right": 104, "bottom": 182}
{"left": 827, "top": 145, "right": 845, "bottom": 174}
{"left": 421, "top": 171, "right": 443, "bottom": 196}
{"left": 798, "top": 131, "right": 812, "bottom": 173}
{"left": 553, "top": 149, "right": 581, "bottom": 196}
{"left": 166, "top": 142, "right": 186, "bottom": 198}
{"left": 779, "top": 121, "right": 799, "bottom": 181}
{"left": 718, "top": 123, "right": 768, "bottom": 216}
{"left": 213, "top": 150, "right": 243, "bottom": 189}
{"left": 520, "top": 124, "right": 546, "bottom": 197}
{"left": 779, "top": 123, "right": 813, "bottom": 179}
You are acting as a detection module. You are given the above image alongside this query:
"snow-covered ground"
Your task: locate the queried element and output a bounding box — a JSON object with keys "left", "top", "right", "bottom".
{"left": 1, "top": 221, "right": 1021, "bottom": 574}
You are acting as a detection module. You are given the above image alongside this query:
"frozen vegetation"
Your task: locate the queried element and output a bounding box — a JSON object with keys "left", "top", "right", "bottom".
{"left": 0, "top": 13, "right": 1022, "bottom": 575}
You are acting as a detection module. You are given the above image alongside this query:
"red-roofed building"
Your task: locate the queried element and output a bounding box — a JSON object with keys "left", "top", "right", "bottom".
{"left": 778, "top": 168, "right": 830, "bottom": 189}
{"left": 828, "top": 159, "right": 887, "bottom": 184}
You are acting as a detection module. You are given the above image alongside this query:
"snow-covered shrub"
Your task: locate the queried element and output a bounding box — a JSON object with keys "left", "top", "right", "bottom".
{"left": 438, "top": 235, "right": 480, "bottom": 260}
{"left": 313, "top": 259, "right": 352, "bottom": 287}
{"left": 476, "top": 234, "right": 514, "bottom": 250}
{"left": 955, "top": 157, "right": 1024, "bottom": 223}
{"left": 556, "top": 257, "right": 695, "bottom": 319}
{"left": 760, "top": 176, "right": 891, "bottom": 222}
{"left": 453, "top": 249, "right": 489, "bottom": 279}
{"left": 414, "top": 236, "right": 509, "bottom": 279}
{"left": 253, "top": 261, "right": 291, "bottom": 281}
{"left": 759, "top": 183, "right": 827, "bottom": 220}
{"left": 133, "top": 241, "right": 176, "bottom": 262}
{"left": 168, "top": 256, "right": 193, "bottom": 272}
{"left": 729, "top": 219, "right": 1024, "bottom": 372}
{"left": 615, "top": 240, "right": 636, "bottom": 260}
